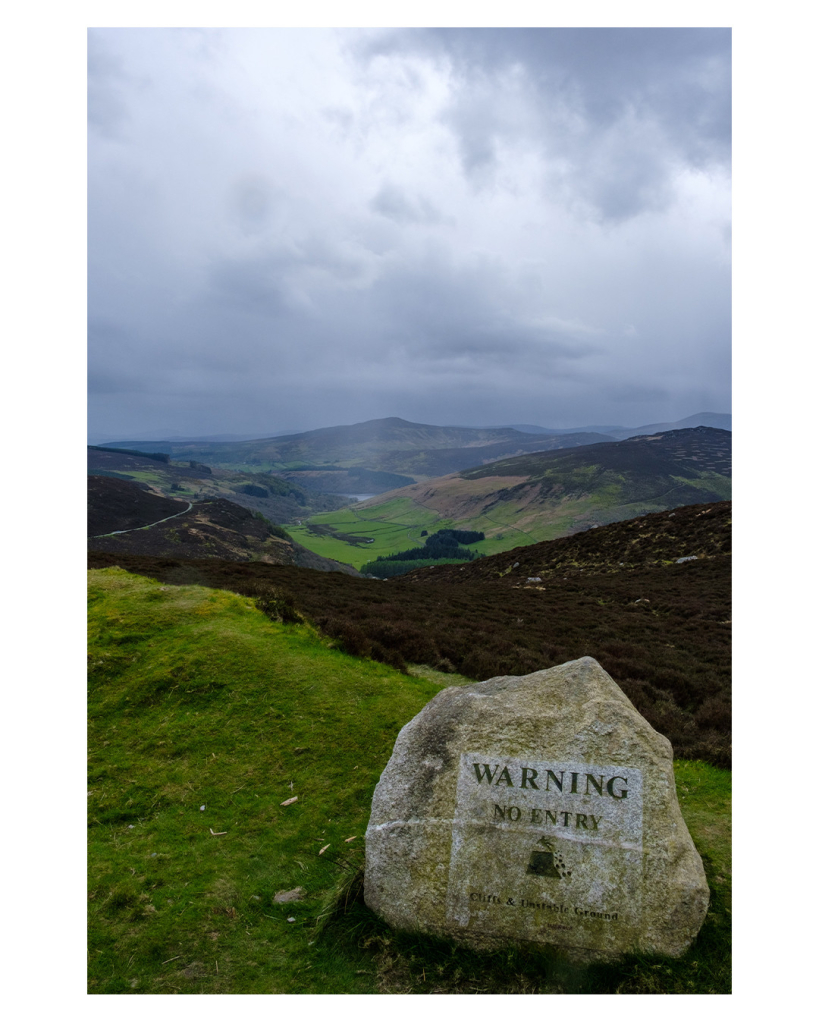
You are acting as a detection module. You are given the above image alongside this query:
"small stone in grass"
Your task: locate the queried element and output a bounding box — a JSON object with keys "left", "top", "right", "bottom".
{"left": 287, "top": 917, "right": 296, "bottom": 923}
{"left": 200, "top": 805, "right": 206, "bottom": 811}
{"left": 274, "top": 887, "right": 305, "bottom": 903}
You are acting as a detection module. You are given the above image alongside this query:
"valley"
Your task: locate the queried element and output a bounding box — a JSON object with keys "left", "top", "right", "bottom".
{"left": 87, "top": 417, "right": 732, "bottom": 995}
{"left": 88, "top": 476, "right": 358, "bottom": 574}
{"left": 88, "top": 445, "right": 347, "bottom": 525}
{"left": 289, "top": 426, "right": 732, "bottom": 569}
{"left": 90, "top": 422, "right": 731, "bottom": 575}
{"left": 89, "top": 498, "right": 731, "bottom": 767}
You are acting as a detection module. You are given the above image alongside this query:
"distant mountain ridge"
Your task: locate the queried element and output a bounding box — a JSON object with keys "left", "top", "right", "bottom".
{"left": 100, "top": 411, "right": 730, "bottom": 447}
{"left": 95, "top": 413, "right": 731, "bottom": 499}
{"left": 96, "top": 417, "right": 617, "bottom": 486}
{"left": 499, "top": 412, "right": 731, "bottom": 438}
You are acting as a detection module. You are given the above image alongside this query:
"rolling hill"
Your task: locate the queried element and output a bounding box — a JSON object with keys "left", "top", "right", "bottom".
{"left": 98, "top": 417, "right": 616, "bottom": 485}
{"left": 88, "top": 476, "right": 359, "bottom": 574}
{"left": 295, "top": 426, "right": 731, "bottom": 563}
{"left": 88, "top": 498, "right": 730, "bottom": 766}
{"left": 88, "top": 446, "right": 347, "bottom": 523}
{"left": 400, "top": 500, "right": 731, "bottom": 585}
{"left": 88, "top": 475, "right": 190, "bottom": 537}
{"left": 500, "top": 411, "right": 731, "bottom": 438}
{"left": 603, "top": 412, "right": 731, "bottom": 440}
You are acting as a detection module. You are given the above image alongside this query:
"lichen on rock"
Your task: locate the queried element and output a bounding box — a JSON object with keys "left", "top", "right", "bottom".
{"left": 364, "top": 657, "right": 708, "bottom": 960}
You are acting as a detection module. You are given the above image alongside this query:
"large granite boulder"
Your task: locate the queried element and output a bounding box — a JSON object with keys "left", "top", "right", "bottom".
{"left": 364, "top": 657, "right": 708, "bottom": 960}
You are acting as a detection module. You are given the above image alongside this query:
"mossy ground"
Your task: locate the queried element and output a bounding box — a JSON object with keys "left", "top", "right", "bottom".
{"left": 88, "top": 568, "right": 730, "bottom": 993}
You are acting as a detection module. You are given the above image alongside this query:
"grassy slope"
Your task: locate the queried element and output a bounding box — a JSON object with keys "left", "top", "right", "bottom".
{"left": 88, "top": 569, "right": 730, "bottom": 994}
{"left": 290, "top": 431, "right": 731, "bottom": 567}
{"left": 288, "top": 499, "right": 455, "bottom": 569}
{"left": 88, "top": 448, "right": 347, "bottom": 524}
{"left": 288, "top": 495, "right": 535, "bottom": 569}
{"left": 89, "top": 497, "right": 731, "bottom": 767}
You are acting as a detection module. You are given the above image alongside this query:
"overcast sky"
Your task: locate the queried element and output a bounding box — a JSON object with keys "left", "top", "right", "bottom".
{"left": 88, "top": 27, "right": 731, "bottom": 441}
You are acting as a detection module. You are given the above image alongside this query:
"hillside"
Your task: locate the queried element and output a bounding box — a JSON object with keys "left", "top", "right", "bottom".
{"left": 604, "top": 412, "right": 732, "bottom": 441}
{"left": 89, "top": 498, "right": 730, "bottom": 767}
{"left": 98, "top": 417, "right": 615, "bottom": 485}
{"left": 305, "top": 426, "right": 731, "bottom": 560}
{"left": 88, "top": 477, "right": 359, "bottom": 575}
{"left": 401, "top": 500, "right": 731, "bottom": 584}
{"left": 88, "top": 446, "right": 347, "bottom": 523}
{"left": 88, "top": 475, "right": 189, "bottom": 537}
{"left": 88, "top": 568, "right": 730, "bottom": 993}
{"left": 504, "top": 411, "right": 731, "bottom": 438}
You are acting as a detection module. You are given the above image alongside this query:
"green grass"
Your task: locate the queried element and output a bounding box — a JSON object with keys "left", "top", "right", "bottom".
{"left": 670, "top": 473, "right": 733, "bottom": 499}
{"left": 111, "top": 468, "right": 170, "bottom": 489}
{"left": 88, "top": 568, "right": 730, "bottom": 993}
{"left": 290, "top": 496, "right": 537, "bottom": 567}
{"left": 288, "top": 486, "right": 713, "bottom": 569}
{"left": 289, "top": 501, "right": 453, "bottom": 569}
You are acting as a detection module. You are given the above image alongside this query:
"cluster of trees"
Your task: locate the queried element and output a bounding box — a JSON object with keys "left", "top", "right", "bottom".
{"left": 378, "top": 528, "right": 485, "bottom": 563}
{"left": 361, "top": 528, "right": 485, "bottom": 579}
{"left": 237, "top": 474, "right": 310, "bottom": 503}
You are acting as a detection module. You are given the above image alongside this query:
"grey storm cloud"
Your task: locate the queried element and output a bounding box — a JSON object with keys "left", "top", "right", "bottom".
{"left": 356, "top": 28, "right": 730, "bottom": 221}
{"left": 87, "top": 28, "right": 730, "bottom": 441}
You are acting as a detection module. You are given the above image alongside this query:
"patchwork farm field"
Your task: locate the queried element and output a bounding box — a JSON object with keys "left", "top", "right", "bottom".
{"left": 290, "top": 483, "right": 732, "bottom": 570}
{"left": 288, "top": 499, "right": 454, "bottom": 569}
{"left": 289, "top": 495, "right": 561, "bottom": 569}
{"left": 287, "top": 428, "right": 732, "bottom": 569}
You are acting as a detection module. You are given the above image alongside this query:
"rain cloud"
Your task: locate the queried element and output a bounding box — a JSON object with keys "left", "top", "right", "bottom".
{"left": 88, "top": 27, "right": 730, "bottom": 441}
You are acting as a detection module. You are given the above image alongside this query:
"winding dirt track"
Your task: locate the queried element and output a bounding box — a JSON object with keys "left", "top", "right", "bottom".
{"left": 89, "top": 501, "right": 194, "bottom": 539}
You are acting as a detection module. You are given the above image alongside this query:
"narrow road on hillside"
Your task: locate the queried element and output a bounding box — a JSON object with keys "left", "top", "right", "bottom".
{"left": 89, "top": 501, "right": 195, "bottom": 539}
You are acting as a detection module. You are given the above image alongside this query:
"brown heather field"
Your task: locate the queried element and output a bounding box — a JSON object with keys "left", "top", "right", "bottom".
{"left": 89, "top": 501, "right": 730, "bottom": 768}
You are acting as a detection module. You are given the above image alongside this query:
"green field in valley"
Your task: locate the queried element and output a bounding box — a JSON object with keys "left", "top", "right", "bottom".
{"left": 288, "top": 482, "right": 725, "bottom": 570}
{"left": 288, "top": 496, "right": 547, "bottom": 569}
{"left": 289, "top": 499, "right": 454, "bottom": 569}
{"left": 88, "top": 568, "right": 731, "bottom": 994}
{"left": 283, "top": 428, "right": 733, "bottom": 571}
{"left": 289, "top": 501, "right": 606, "bottom": 569}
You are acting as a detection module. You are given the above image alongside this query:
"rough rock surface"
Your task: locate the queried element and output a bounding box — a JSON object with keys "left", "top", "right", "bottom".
{"left": 364, "top": 657, "right": 708, "bottom": 960}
